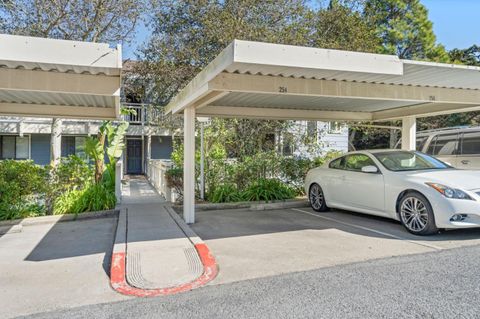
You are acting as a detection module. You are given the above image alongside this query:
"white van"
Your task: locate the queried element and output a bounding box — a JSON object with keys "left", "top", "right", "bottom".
{"left": 396, "top": 126, "right": 480, "bottom": 169}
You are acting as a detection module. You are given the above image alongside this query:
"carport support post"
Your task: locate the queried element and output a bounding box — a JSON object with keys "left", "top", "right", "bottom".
{"left": 401, "top": 116, "right": 416, "bottom": 151}
{"left": 183, "top": 106, "right": 196, "bottom": 224}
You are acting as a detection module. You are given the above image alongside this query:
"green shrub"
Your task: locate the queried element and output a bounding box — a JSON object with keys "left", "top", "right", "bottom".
{"left": 209, "top": 184, "right": 243, "bottom": 203}
{"left": 241, "top": 178, "right": 295, "bottom": 202}
{"left": 53, "top": 182, "right": 116, "bottom": 215}
{"left": 280, "top": 156, "right": 314, "bottom": 195}
{"left": 0, "top": 160, "right": 48, "bottom": 220}
{"left": 165, "top": 167, "right": 183, "bottom": 197}
{"left": 48, "top": 155, "right": 93, "bottom": 191}
{"left": 233, "top": 151, "right": 281, "bottom": 189}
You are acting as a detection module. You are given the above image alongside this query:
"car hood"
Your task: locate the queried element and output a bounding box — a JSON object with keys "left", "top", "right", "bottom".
{"left": 402, "top": 169, "right": 480, "bottom": 191}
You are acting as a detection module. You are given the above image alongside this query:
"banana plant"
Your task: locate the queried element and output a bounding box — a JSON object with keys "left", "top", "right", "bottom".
{"left": 85, "top": 129, "right": 106, "bottom": 184}
{"left": 85, "top": 113, "right": 130, "bottom": 184}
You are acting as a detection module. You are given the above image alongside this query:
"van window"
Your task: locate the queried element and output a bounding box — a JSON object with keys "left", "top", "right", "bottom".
{"left": 426, "top": 134, "right": 458, "bottom": 156}
{"left": 461, "top": 131, "right": 480, "bottom": 155}
{"left": 394, "top": 136, "right": 430, "bottom": 151}
{"left": 416, "top": 137, "right": 428, "bottom": 152}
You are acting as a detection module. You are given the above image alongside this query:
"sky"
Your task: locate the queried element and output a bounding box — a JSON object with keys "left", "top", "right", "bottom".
{"left": 122, "top": 0, "right": 480, "bottom": 60}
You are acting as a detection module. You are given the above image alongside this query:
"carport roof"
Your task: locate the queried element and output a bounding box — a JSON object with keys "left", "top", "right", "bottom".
{"left": 166, "top": 40, "right": 480, "bottom": 121}
{"left": 0, "top": 34, "right": 122, "bottom": 119}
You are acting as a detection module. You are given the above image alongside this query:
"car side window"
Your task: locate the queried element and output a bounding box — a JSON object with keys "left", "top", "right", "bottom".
{"left": 344, "top": 154, "right": 376, "bottom": 172}
{"left": 329, "top": 157, "right": 345, "bottom": 169}
{"left": 461, "top": 131, "right": 480, "bottom": 155}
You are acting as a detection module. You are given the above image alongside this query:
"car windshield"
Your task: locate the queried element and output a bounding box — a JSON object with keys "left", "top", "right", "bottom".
{"left": 373, "top": 151, "right": 451, "bottom": 171}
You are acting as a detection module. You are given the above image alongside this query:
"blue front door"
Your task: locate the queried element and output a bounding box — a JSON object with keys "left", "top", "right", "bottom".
{"left": 127, "top": 139, "right": 142, "bottom": 174}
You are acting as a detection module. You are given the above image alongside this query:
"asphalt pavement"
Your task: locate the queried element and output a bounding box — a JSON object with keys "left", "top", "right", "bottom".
{"left": 18, "top": 243, "right": 480, "bottom": 319}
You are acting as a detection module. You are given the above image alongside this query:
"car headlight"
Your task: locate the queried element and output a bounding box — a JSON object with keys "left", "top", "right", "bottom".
{"left": 426, "top": 183, "right": 474, "bottom": 200}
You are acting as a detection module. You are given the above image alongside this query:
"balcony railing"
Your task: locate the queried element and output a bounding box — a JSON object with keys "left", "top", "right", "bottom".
{"left": 122, "top": 103, "right": 166, "bottom": 125}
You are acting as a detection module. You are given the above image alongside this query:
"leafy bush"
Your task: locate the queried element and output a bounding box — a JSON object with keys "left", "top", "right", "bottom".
{"left": 280, "top": 156, "right": 314, "bottom": 195}
{"left": 165, "top": 167, "right": 183, "bottom": 198}
{"left": 53, "top": 182, "right": 116, "bottom": 215}
{"left": 209, "top": 184, "right": 243, "bottom": 203}
{"left": 241, "top": 178, "right": 295, "bottom": 202}
{"left": 48, "top": 155, "right": 93, "bottom": 192}
{"left": 0, "top": 160, "right": 48, "bottom": 220}
{"left": 233, "top": 151, "right": 281, "bottom": 189}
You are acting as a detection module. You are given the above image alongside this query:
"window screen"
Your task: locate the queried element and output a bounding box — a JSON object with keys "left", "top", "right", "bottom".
{"left": 2, "top": 136, "right": 15, "bottom": 159}
{"left": 15, "top": 136, "right": 29, "bottom": 159}
{"left": 75, "top": 136, "right": 86, "bottom": 159}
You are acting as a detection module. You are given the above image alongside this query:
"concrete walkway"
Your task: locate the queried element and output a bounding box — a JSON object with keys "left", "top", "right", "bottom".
{"left": 114, "top": 176, "right": 214, "bottom": 295}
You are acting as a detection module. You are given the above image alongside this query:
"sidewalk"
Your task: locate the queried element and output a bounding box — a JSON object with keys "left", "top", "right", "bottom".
{"left": 111, "top": 177, "right": 217, "bottom": 296}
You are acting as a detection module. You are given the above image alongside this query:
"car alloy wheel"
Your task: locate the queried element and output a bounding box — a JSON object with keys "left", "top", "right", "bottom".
{"left": 309, "top": 183, "right": 326, "bottom": 212}
{"left": 400, "top": 196, "right": 429, "bottom": 233}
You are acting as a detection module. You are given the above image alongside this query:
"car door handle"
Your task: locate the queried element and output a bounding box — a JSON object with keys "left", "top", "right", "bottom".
{"left": 461, "top": 160, "right": 470, "bottom": 165}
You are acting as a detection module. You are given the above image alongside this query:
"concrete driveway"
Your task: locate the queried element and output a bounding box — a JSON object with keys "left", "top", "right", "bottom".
{"left": 0, "top": 217, "right": 127, "bottom": 319}
{"left": 191, "top": 207, "right": 480, "bottom": 285}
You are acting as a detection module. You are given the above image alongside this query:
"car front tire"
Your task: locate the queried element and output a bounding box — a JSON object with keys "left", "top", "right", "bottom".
{"left": 398, "top": 192, "right": 438, "bottom": 236}
{"left": 309, "top": 183, "right": 328, "bottom": 212}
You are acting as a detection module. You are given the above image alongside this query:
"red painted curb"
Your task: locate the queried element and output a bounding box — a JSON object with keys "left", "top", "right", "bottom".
{"left": 110, "top": 243, "right": 218, "bottom": 297}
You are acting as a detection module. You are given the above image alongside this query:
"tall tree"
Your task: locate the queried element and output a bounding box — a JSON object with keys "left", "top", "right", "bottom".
{"left": 0, "top": 0, "right": 145, "bottom": 44}
{"left": 449, "top": 45, "right": 480, "bottom": 66}
{"left": 310, "top": 0, "right": 379, "bottom": 52}
{"left": 363, "top": 0, "right": 449, "bottom": 62}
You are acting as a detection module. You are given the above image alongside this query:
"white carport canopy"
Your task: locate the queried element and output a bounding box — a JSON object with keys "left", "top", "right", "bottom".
{"left": 165, "top": 40, "right": 480, "bottom": 223}
{"left": 0, "top": 34, "right": 122, "bottom": 119}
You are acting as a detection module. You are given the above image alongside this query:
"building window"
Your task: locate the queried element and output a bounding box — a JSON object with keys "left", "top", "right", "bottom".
{"left": 62, "top": 136, "right": 87, "bottom": 158}
{"left": 328, "top": 121, "right": 343, "bottom": 134}
{"left": 0, "top": 135, "right": 30, "bottom": 159}
{"left": 16, "top": 137, "right": 29, "bottom": 159}
{"left": 282, "top": 132, "right": 295, "bottom": 155}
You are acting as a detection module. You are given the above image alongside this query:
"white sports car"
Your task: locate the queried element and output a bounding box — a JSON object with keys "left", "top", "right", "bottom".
{"left": 305, "top": 150, "right": 480, "bottom": 235}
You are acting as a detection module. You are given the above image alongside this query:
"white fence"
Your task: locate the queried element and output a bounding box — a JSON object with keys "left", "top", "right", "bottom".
{"left": 147, "top": 159, "right": 175, "bottom": 202}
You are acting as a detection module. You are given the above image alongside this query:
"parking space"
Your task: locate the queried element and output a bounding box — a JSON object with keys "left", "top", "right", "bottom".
{"left": 191, "top": 207, "right": 480, "bottom": 285}
{"left": 0, "top": 217, "right": 127, "bottom": 319}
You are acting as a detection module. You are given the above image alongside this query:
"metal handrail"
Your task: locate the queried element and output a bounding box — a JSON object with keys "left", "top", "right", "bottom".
{"left": 121, "top": 103, "right": 167, "bottom": 125}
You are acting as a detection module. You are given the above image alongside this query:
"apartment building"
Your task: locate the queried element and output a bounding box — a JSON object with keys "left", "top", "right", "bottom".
{"left": 0, "top": 103, "right": 173, "bottom": 174}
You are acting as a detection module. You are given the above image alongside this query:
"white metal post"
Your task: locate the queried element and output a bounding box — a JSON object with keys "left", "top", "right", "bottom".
{"left": 200, "top": 122, "right": 205, "bottom": 200}
{"left": 401, "top": 116, "right": 416, "bottom": 151}
{"left": 183, "top": 106, "right": 196, "bottom": 224}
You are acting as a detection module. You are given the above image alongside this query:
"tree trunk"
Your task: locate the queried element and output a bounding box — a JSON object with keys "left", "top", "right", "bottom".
{"left": 95, "top": 132, "right": 106, "bottom": 184}
{"left": 389, "top": 129, "right": 398, "bottom": 149}
{"left": 50, "top": 118, "right": 62, "bottom": 167}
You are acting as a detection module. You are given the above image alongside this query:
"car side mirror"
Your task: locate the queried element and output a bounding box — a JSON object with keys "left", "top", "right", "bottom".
{"left": 361, "top": 165, "right": 378, "bottom": 173}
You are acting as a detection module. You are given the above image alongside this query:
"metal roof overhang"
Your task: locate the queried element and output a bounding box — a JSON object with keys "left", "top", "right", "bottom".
{"left": 0, "top": 34, "right": 122, "bottom": 120}
{"left": 166, "top": 40, "right": 480, "bottom": 121}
